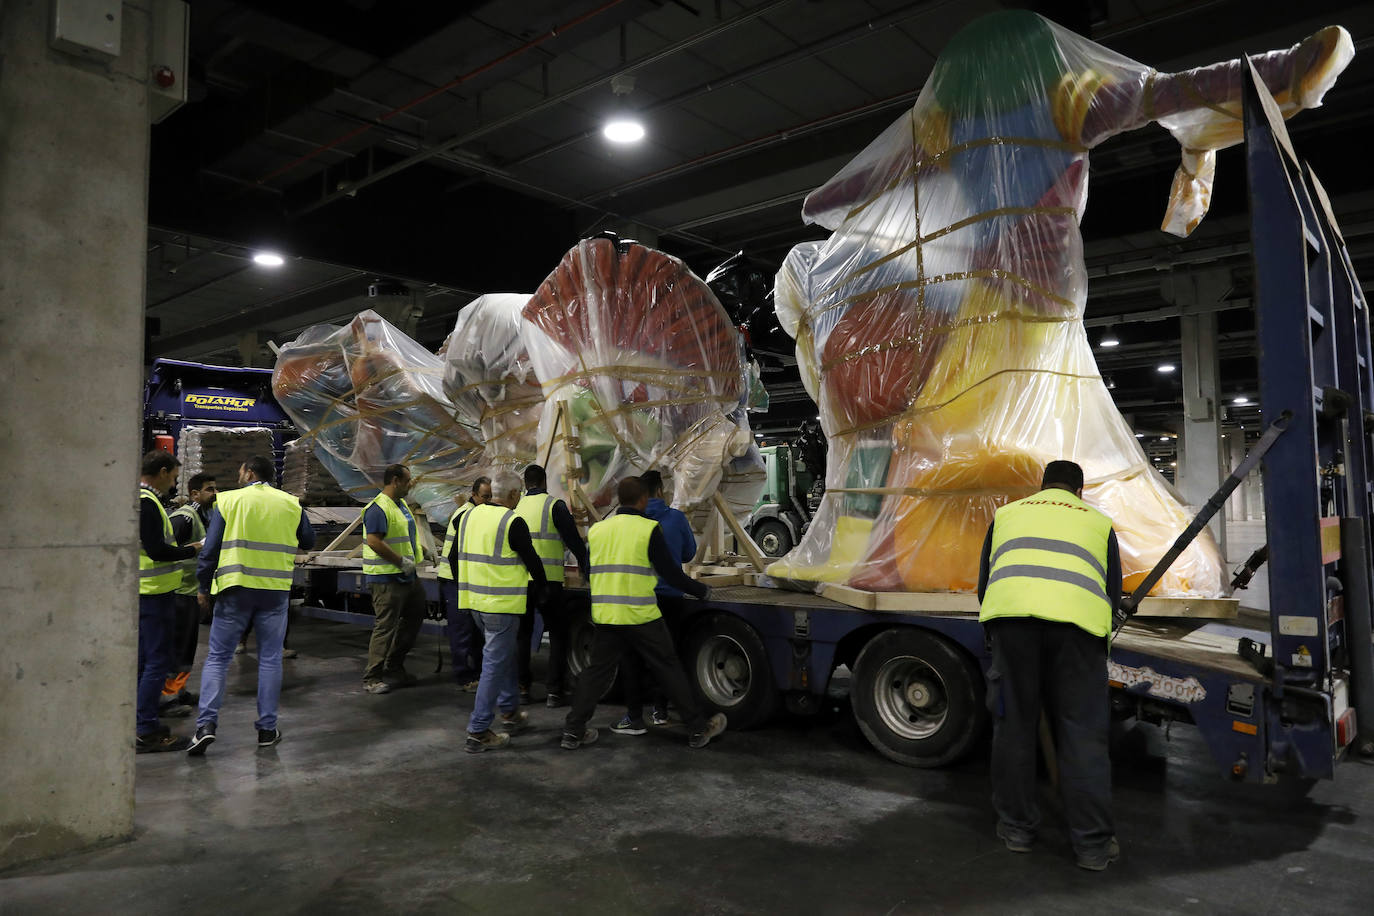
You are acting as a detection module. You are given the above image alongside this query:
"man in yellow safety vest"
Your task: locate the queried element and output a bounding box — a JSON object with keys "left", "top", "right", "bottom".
{"left": 160, "top": 472, "right": 217, "bottom": 717}
{"left": 187, "top": 455, "right": 314, "bottom": 754}
{"left": 136, "top": 451, "right": 201, "bottom": 753}
{"left": 438, "top": 476, "right": 490, "bottom": 689}
{"left": 514, "top": 463, "right": 588, "bottom": 708}
{"left": 977, "top": 460, "right": 1122, "bottom": 871}
{"left": 456, "top": 470, "right": 548, "bottom": 753}
{"left": 561, "top": 476, "right": 726, "bottom": 751}
{"left": 360, "top": 464, "right": 430, "bottom": 694}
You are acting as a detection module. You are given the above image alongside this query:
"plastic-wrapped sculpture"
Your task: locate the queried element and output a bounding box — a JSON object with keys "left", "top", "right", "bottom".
{"left": 440, "top": 294, "right": 545, "bottom": 477}
{"left": 522, "top": 235, "right": 765, "bottom": 533}
{"left": 770, "top": 11, "right": 1353, "bottom": 596}
{"left": 273, "top": 310, "right": 484, "bottom": 522}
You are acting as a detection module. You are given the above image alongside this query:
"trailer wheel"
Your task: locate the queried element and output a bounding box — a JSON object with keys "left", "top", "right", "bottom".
{"left": 566, "top": 603, "right": 617, "bottom": 700}
{"left": 753, "top": 519, "right": 793, "bottom": 558}
{"left": 851, "top": 628, "right": 984, "bottom": 767}
{"left": 684, "top": 614, "right": 778, "bottom": 729}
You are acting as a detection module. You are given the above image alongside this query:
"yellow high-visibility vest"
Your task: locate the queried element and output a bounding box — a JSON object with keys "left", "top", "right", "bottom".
{"left": 516, "top": 492, "right": 566, "bottom": 584}
{"left": 455, "top": 503, "right": 527, "bottom": 614}
{"left": 138, "top": 486, "right": 181, "bottom": 596}
{"left": 588, "top": 513, "right": 660, "bottom": 625}
{"left": 979, "top": 489, "right": 1114, "bottom": 638}
{"left": 169, "top": 504, "right": 206, "bottom": 596}
{"left": 361, "top": 492, "right": 416, "bottom": 577}
{"left": 436, "top": 501, "right": 473, "bottom": 581}
{"left": 211, "top": 483, "right": 302, "bottom": 595}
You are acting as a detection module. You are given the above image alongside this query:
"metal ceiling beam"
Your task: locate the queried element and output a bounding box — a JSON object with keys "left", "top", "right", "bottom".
{"left": 288, "top": 0, "right": 798, "bottom": 214}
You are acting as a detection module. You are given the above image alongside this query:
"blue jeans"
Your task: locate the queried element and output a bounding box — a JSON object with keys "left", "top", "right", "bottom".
{"left": 441, "top": 580, "right": 484, "bottom": 682}
{"left": 197, "top": 587, "right": 289, "bottom": 731}
{"left": 137, "top": 592, "right": 176, "bottom": 735}
{"left": 467, "top": 611, "right": 520, "bottom": 734}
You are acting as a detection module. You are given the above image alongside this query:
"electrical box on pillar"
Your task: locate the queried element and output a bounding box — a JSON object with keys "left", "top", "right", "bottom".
{"left": 49, "top": 0, "right": 121, "bottom": 62}
{"left": 149, "top": 0, "right": 190, "bottom": 123}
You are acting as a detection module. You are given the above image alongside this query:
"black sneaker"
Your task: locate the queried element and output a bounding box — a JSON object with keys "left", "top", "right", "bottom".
{"left": 545, "top": 692, "right": 567, "bottom": 709}
{"left": 257, "top": 728, "right": 283, "bottom": 748}
{"left": 176, "top": 689, "right": 199, "bottom": 706}
{"left": 688, "top": 713, "right": 727, "bottom": 749}
{"left": 610, "top": 716, "right": 647, "bottom": 736}
{"left": 996, "top": 822, "right": 1033, "bottom": 854}
{"left": 560, "top": 728, "right": 599, "bottom": 750}
{"left": 187, "top": 724, "right": 216, "bottom": 756}
{"left": 160, "top": 701, "right": 195, "bottom": 719}
{"left": 1076, "top": 837, "right": 1120, "bottom": 871}
{"left": 136, "top": 731, "right": 191, "bottom": 753}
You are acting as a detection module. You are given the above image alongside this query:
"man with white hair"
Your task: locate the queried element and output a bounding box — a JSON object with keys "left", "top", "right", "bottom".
{"left": 455, "top": 469, "right": 549, "bottom": 753}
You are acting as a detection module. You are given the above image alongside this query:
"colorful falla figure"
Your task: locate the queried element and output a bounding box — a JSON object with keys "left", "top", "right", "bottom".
{"left": 771, "top": 11, "right": 1352, "bottom": 595}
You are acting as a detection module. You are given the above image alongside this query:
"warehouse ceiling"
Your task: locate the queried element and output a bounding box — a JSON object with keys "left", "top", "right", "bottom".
{"left": 147, "top": 0, "right": 1374, "bottom": 458}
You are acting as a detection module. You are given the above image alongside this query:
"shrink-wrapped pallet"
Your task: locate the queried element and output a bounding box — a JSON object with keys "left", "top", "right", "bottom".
{"left": 522, "top": 236, "right": 765, "bottom": 528}
{"left": 178, "top": 426, "right": 275, "bottom": 493}
{"left": 272, "top": 310, "right": 484, "bottom": 522}
{"left": 440, "top": 294, "right": 544, "bottom": 476}
{"left": 769, "top": 11, "right": 1352, "bottom": 596}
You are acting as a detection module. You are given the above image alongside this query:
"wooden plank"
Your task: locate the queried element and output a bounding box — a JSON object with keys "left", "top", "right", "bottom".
{"left": 1320, "top": 516, "right": 1342, "bottom": 565}
{"left": 317, "top": 511, "right": 362, "bottom": 554}
{"left": 698, "top": 573, "right": 746, "bottom": 587}
{"left": 711, "top": 490, "right": 768, "bottom": 573}
{"left": 817, "top": 584, "right": 1237, "bottom": 620}
{"left": 1134, "top": 597, "right": 1238, "bottom": 619}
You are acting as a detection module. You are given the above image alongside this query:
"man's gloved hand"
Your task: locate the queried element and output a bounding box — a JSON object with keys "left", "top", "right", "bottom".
{"left": 402, "top": 556, "right": 417, "bottom": 578}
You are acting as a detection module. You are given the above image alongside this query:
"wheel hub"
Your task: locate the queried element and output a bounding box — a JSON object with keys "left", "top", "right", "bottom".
{"left": 696, "top": 634, "right": 752, "bottom": 707}
{"left": 872, "top": 655, "right": 949, "bottom": 741}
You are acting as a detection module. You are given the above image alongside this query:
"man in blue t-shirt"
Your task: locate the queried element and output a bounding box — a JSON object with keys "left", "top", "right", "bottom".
{"left": 612, "top": 470, "right": 698, "bottom": 735}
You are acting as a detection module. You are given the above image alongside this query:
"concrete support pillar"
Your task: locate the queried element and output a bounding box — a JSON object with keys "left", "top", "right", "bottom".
{"left": 1166, "top": 270, "right": 1229, "bottom": 555}
{"left": 0, "top": 0, "right": 154, "bottom": 867}
{"left": 237, "top": 330, "right": 274, "bottom": 367}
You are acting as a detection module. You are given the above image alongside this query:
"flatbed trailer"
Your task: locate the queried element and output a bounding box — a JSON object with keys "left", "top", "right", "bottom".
{"left": 291, "top": 63, "right": 1372, "bottom": 789}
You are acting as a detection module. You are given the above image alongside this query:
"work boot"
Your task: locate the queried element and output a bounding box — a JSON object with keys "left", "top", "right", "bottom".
{"left": 1076, "top": 837, "right": 1121, "bottom": 871}
{"left": 257, "top": 728, "right": 283, "bottom": 748}
{"left": 465, "top": 729, "right": 511, "bottom": 754}
{"left": 688, "top": 713, "right": 727, "bottom": 749}
{"left": 996, "top": 822, "right": 1034, "bottom": 854}
{"left": 560, "top": 728, "right": 599, "bottom": 750}
{"left": 500, "top": 709, "right": 531, "bottom": 735}
{"left": 136, "top": 731, "right": 191, "bottom": 754}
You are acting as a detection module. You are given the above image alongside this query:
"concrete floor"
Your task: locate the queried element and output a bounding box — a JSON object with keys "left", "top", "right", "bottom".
{"left": 5, "top": 617, "right": 1374, "bottom": 914}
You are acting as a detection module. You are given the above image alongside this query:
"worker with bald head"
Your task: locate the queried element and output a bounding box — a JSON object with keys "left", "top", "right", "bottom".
{"left": 455, "top": 470, "right": 548, "bottom": 753}
{"left": 562, "top": 476, "right": 726, "bottom": 751}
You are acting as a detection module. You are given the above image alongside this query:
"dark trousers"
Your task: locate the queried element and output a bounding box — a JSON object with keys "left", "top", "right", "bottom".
{"left": 622, "top": 594, "right": 686, "bottom": 717}
{"left": 136, "top": 592, "right": 176, "bottom": 734}
{"left": 364, "top": 578, "right": 426, "bottom": 681}
{"left": 565, "top": 618, "right": 706, "bottom": 735}
{"left": 518, "top": 582, "right": 570, "bottom": 696}
{"left": 985, "top": 617, "right": 1114, "bottom": 855}
{"left": 170, "top": 593, "right": 201, "bottom": 672}
{"left": 440, "top": 579, "right": 484, "bottom": 681}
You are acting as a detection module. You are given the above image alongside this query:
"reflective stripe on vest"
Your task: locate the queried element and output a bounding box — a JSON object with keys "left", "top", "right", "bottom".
{"left": 589, "top": 514, "right": 661, "bottom": 625}
{"left": 516, "top": 493, "right": 566, "bottom": 583}
{"left": 170, "top": 505, "right": 207, "bottom": 595}
{"left": 361, "top": 492, "right": 416, "bottom": 577}
{"left": 979, "top": 489, "right": 1114, "bottom": 638}
{"left": 138, "top": 487, "right": 181, "bottom": 595}
{"left": 435, "top": 502, "right": 473, "bottom": 581}
{"left": 211, "top": 484, "right": 302, "bottom": 594}
{"left": 455, "top": 504, "right": 527, "bottom": 614}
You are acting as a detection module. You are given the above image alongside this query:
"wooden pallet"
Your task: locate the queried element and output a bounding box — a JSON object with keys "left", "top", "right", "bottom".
{"left": 816, "top": 583, "right": 1237, "bottom": 619}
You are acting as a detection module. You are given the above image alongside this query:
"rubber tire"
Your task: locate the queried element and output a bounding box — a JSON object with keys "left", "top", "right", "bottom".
{"left": 684, "top": 613, "right": 779, "bottom": 730}
{"left": 565, "top": 601, "right": 617, "bottom": 700}
{"left": 850, "top": 627, "right": 985, "bottom": 768}
{"left": 752, "top": 519, "right": 793, "bottom": 558}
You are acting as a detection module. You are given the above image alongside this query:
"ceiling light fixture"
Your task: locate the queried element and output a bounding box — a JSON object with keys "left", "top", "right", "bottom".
{"left": 1156, "top": 363, "right": 1176, "bottom": 374}
{"left": 1159, "top": 436, "right": 1169, "bottom": 442}
{"left": 1099, "top": 326, "right": 1119, "bottom": 348}
{"left": 1233, "top": 395, "right": 1250, "bottom": 405}
{"left": 603, "top": 73, "right": 645, "bottom": 144}
{"left": 253, "top": 252, "right": 285, "bottom": 267}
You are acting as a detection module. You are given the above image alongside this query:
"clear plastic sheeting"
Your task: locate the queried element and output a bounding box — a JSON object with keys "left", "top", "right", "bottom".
{"left": 272, "top": 310, "right": 484, "bottom": 522}
{"left": 522, "top": 236, "right": 765, "bottom": 526}
{"left": 440, "top": 294, "right": 545, "bottom": 476}
{"left": 769, "top": 11, "right": 1353, "bottom": 597}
